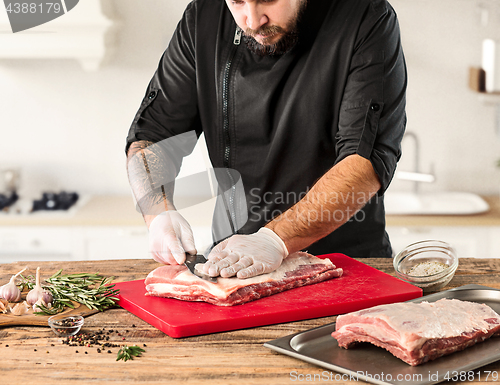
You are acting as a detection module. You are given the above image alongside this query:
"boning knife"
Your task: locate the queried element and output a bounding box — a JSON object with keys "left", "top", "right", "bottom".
{"left": 184, "top": 253, "right": 218, "bottom": 283}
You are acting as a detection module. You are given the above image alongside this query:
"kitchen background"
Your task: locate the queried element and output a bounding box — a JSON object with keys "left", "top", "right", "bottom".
{"left": 1, "top": 0, "right": 500, "bottom": 263}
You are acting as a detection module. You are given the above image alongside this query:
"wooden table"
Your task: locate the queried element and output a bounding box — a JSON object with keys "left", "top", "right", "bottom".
{"left": 1, "top": 258, "right": 500, "bottom": 384}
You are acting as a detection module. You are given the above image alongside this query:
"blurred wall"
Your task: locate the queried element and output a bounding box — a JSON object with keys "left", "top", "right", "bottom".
{"left": 0, "top": 0, "right": 499, "bottom": 198}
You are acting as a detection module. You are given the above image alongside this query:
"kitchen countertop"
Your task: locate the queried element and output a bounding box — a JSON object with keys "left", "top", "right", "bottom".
{"left": 1, "top": 257, "right": 500, "bottom": 384}
{"left": 386, "top": 195, "right": 500, "bottom": 227}
{"left": 0, "top": 195, "right": 215, "bottom": 227}
{"left": 1, "top": 194, "right": 500, "bottom": 227}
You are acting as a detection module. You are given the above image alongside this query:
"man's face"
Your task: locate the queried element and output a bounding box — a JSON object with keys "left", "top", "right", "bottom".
{"left": 225, "top": 0, "right": 307, "bottom": 56}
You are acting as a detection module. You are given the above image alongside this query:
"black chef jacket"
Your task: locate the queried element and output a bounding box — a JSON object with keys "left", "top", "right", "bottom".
{"left": 126, "top": 0, "right": 407, "bottom": 258}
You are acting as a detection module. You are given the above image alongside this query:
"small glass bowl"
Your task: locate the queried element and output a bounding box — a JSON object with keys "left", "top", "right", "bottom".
{"left": 393, "top": 240, "right": 459, "bottom": 292}
{"left": 48, "top": 315, "right": 84, "bottom": 337}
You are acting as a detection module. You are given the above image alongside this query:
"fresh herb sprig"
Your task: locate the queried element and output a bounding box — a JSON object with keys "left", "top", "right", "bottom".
{"left": 116, "top": 345, "right": 145, "bottom": 362}
{"left": 21, "top": 270, "right": 120, "bottom": 316}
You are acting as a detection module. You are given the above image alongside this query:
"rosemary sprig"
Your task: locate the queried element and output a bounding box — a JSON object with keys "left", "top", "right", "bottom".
{"left": 20, "top": 270, "right": 120, "bottom": 316}
{"left": 116, "top": 345, "right": 145, "bottom": 362}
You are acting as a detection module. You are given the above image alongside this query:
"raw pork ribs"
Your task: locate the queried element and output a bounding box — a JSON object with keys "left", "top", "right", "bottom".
{"left": 331, "top": 298, "right": 500, "bottom": 366}
{"left": 145, "top": 252, "right": 343, "bottom": 306}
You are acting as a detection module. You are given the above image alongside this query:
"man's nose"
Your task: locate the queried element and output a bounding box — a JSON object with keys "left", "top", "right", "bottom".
{"left": 245, "top": 4, "right": 268, "bottom": 31}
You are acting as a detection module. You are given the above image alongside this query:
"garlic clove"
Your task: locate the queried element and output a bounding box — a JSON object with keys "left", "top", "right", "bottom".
{"left": 0, "top": 298, "right": 8, "bottom": 314}
{"left": 41, "top": 290, "right": 53, "bottom": 306}
{"left": 10, "top": 301, "right": 30, "bottom": 316}
{"left": 32, "top": 298, "right": 45, "bottom": 312}
{"left": 33, "top": 297, "right": 52, "bottom": 312}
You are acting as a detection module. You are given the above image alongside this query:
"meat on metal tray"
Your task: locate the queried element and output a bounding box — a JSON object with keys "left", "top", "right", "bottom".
{"left": 264, "top": 285, "right": 500, "bottom": 385}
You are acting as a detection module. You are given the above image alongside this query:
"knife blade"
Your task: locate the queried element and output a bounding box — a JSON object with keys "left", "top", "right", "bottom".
{"left": 184, "top": 253, "right": 218, "bottom": 283}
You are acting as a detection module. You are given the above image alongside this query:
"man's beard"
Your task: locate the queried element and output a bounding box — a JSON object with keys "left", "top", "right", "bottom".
{"left": 243, "top": 0, "right": 307, "bottom": 57}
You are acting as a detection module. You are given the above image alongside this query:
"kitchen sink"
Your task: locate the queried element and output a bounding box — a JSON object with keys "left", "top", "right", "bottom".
{"left": 384, "top": 191, "right": 490, "bottom": 215}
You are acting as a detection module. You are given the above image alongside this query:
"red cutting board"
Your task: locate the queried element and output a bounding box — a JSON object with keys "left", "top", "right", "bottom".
{"left": 114, "top": 254, "right": 422, "bottom": 338}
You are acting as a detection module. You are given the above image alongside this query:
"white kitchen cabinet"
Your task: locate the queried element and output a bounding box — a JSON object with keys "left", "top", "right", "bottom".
{"left": 0, "top": 226, "right": 150, "bottom": 263}
{"left": 0, "top": 226, "right": 85, "bottom": 264}
{"left": 386, "top": 226, "right": 492, "bottom": 259}
{"left": 82, "top": 227, "right": 149, "bottom": 260}
{"left": 0, "top": 224, "right": 214, "bottom": 263}
{"left": 488, "top": 228, "right": 500, "bottom": 259}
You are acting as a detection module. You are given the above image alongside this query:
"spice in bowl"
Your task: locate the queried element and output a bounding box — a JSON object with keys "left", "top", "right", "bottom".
{"left": 407, "top": 261, "right": 449, "bottom": 277}
{"left": 393, "top": 240, "right": 459, "bottom": 292}
{"left": 48, "top": 315, "right": 84, "bottom": 337}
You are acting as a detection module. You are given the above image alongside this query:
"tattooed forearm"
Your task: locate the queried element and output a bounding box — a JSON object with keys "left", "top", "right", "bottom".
{"left": 126, "top": 140, "right": 177, "bottom": 224}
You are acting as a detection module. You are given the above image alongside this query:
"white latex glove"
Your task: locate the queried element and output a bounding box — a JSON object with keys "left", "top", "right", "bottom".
{"left": 148, "top": 211, "right": 197, "bottom": 265}
{"left": 200, "top": 227, "right": 288, "bottom": 279}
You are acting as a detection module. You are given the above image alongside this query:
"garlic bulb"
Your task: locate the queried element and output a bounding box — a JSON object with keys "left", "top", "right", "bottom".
{"left": 10, "top": 301, "right": 30, "bottom": 316}
{"left": 26, "top": 267, "right": 53, "bottom": 307}
{"left": 0, "top": 266, "right": 27, "bottom": 302}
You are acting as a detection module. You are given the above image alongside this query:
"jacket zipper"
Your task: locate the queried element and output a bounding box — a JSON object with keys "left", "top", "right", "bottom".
{"left": 221, "top": 27, "right": 242, "bottom": 234}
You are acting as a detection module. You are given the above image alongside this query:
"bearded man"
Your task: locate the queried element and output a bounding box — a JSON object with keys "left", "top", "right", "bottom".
{"left": 126, "top": 0, "right": 407, "bottom": 279}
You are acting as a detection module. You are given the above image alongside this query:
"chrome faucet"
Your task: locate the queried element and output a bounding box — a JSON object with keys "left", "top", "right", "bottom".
{"left": 396, "top": 131, "right": 435, "bottom": 193}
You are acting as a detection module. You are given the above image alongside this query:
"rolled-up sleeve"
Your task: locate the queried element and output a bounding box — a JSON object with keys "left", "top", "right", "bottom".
{"left": 335, "top": 2, "right": 407, "bottom": 194}
{"left": 125, "top": 2, "right": 201, "bottom": 159}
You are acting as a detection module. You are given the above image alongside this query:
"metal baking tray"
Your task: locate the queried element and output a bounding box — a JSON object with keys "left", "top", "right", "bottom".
{"left": 264, "top": 284, "right": 500, "bottom": 385}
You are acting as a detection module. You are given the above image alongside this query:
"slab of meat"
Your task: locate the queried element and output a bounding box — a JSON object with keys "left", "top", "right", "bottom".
{"left": 144, "top": 252, "right": 343, "bottom": 306}
{"left": 331, "top": 298, "right": 500, "bottom": 366}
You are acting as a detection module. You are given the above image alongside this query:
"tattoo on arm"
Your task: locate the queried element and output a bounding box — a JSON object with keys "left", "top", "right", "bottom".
{"left": 126, "top": 141, "right": 176, "bottom": 220}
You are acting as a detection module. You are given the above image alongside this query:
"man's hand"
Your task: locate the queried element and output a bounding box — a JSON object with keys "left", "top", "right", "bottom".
{"left": 200, "top": 228, "right": 288, "bottom": 279}
{"left": 148, "top": 211, "right": 197, "bottom": 265}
